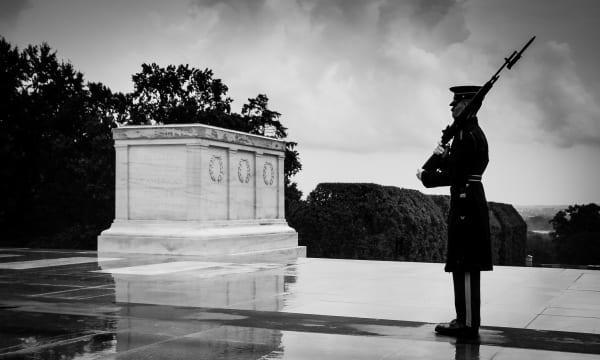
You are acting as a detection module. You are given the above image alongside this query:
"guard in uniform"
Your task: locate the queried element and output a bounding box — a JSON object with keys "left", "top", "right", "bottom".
{"left": 417, "top": 85, "right": 493, "bottom": 337}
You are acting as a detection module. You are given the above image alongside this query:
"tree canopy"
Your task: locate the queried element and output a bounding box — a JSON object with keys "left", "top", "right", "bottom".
{"left": 0, "top": 38, "right": 119, "bottom": 248}
{"left": 550, "top": 203, "right": 600, "bottom": 265}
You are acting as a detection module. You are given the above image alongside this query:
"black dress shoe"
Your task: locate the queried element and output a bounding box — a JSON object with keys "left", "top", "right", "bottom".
{"left": 435, "top": 319, "right": 479, "bottom": 338}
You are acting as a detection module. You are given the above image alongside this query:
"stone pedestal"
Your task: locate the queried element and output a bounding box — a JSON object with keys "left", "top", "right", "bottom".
{"left": 98, "top": 124, "right": 305, "bottom": 257}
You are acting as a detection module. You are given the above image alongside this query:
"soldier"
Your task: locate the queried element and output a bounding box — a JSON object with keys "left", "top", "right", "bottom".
{"left": 417, "top": 85, "right": 493, "bottom": 338}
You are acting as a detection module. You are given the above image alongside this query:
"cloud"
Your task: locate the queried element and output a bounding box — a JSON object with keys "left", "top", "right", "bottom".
{"left": 514, "top": 41, "right": 600, "bottom": 147}
{"left": 5, "top": 0, "right": 600, "bottom": 204}
{"left": 0, "top": 0, "right": 31, "bottom": 25}
{"left": 186, "top": 0, "right": 472, "bottom": 152}
{"left": 176, "top": 1, "right": 600, "bottom": 151}
{"left": 386, "top": 0, "right": 471, "bottom": 52}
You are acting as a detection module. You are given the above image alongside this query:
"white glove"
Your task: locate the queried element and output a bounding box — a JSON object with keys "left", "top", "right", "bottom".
{"left": 416, "top": 168, "right": 424, "bottom": 181}
{"left": 433, "top": 143, "right": 446, "bottom": 155}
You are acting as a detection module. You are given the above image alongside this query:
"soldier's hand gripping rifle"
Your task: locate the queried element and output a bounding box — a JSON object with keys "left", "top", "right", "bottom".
{"left": 421, "top": 36, "right": 536, "bottom": 172}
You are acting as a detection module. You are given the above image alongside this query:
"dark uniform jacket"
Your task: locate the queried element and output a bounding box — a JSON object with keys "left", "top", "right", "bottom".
{"left": 422, "top": 117, "right": 493, "bottom": 272}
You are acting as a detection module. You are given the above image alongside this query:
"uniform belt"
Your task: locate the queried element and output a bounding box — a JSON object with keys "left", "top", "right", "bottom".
{"left": 467, "top": 175, "right": 482, "bottom": 182}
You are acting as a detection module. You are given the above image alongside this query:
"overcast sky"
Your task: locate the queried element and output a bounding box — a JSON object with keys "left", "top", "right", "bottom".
{"left": 2, "top": 0, "right": 599, "bottom": 206}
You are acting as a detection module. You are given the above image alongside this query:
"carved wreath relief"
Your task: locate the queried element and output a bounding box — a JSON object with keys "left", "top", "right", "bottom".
{"left": 263, "top": 162, "right": 274, "bottom": 186}
{"left": 208, "top": 155, "right": 224, "bottom": 183}
{"left": 238, "top": 159, "right": 251, "bottom": 183}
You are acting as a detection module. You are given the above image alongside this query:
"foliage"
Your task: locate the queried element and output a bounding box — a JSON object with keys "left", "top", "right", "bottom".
{"left": 550, "top": 204, "right": 600, "bottom": 265}
{"left": 287, "top": 183, "right": 447, "bottom": 261}
{"left": 488, "top": 202, "right": 527, "bottom": 266}
{"left": 526, "top": 232, "right": 556, "bottom": 265}
{"left": 128, "top": 64, "right": 232, "bottom": 126}
{"left": 288, "top": 186, "right": 527, "bottom": 265}
{"left": 0, "top": 37, "right": 119, "bottom": 248}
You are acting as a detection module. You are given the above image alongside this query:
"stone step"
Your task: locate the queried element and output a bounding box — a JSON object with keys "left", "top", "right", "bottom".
{"left": 98, "top": 225, "right": 300, "bottom": 256}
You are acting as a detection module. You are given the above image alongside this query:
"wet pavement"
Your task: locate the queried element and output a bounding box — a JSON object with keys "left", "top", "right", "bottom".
{"left": 0, "top": 248, "right": 599, "bottom": 359}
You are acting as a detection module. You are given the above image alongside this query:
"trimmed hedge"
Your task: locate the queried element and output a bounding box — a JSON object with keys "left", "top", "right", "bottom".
{"left": 287, "top": 183, "right": 526, "bottom": 265}
{"left": 287, "top": 183, "right": 447, "bottom": 261}
{"left": 489, "top": 202, "right": 527, "bottom": 265}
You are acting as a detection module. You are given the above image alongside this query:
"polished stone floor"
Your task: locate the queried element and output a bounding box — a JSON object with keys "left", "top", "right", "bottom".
{"left": 0, "top": 248, "right": 599, "bottom": 359}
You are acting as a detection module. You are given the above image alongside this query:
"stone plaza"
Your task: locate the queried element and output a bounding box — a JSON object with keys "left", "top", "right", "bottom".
{"left": 1, "top": 124, "right": 599, "bottom": 359}
{"left": 1, "top": 248, "right": 600, "bottom": 359}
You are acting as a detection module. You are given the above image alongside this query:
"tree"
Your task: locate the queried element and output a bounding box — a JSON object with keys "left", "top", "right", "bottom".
{"left": 0, "top": 37, "right": 120, "bottom": 248}
{"left": 127, "top": 64, "right": 233, "bottom": 126}
{"left": 550, "top": 204, "right": 600, "bottom": 265}
{"left": 526, "top": 232, "right": 556, "bottom": 265}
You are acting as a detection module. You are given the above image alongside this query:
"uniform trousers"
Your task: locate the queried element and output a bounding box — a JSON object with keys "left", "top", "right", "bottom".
{"left": 452, "top": 271, "right": 481, "bottom": 328}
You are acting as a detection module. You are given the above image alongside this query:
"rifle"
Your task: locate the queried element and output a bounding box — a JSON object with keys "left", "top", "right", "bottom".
{"left": 421, "top": 36, "right": 536, "bottom": 172}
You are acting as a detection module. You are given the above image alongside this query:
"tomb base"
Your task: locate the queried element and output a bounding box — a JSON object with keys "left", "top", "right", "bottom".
{"left": 98, "top": 220, "right": 305, "bottom": 257}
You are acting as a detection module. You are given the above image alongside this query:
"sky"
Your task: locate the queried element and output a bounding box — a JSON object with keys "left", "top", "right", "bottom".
{"left": 1, "top": 0, "right": 599, "bottom": 206}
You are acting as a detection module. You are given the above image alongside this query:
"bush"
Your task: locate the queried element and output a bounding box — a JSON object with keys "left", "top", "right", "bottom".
{"left": 287, "top": 183, "right": 527, "bottom": 265}
{"left": 489, "top": 202, "right": 527, "bottom": 266}
{"left": 551, "top": 204, "right": 600, "bottom": 265}
{"left": 287, "top": 183, "right": 447, "bottom": 261}
{"left": 526, "top": 232, "right": 556, "bottom": 265}
{"left": 0, "top": 38, "right": 116, "bottom": 249}
{"left": 555, "top": 232, "right": 600, "bottom": 265}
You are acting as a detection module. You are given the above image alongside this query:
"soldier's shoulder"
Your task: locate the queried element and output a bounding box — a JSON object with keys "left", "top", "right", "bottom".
{"left": 460, "top": 127, "right": 485, "bottom": 146}
{"left": 468, "top": 124, "right": 486, "bottom": 137}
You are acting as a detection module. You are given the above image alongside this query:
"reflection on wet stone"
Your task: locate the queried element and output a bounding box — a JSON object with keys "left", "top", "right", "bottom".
{"left": 101, "top": 261, "right": 288, "bottom": 358}
{"left": 2, "top": 250, "right": 600, "bottom": 359}
{"left": 106, "top": 263, "right": 286, "bottom": 310}
{"left": 0, "top": 260, "right": 118, "bottom": 358}
{"left": 455, "top": 342, "right": 481, "bottom": 360}
{"left": 112, "top": 325, "right": 283, "bottom": 360}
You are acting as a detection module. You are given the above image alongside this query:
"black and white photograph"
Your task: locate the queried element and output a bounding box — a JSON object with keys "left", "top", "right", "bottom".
{"left": 1, "top": 0, "right": 599, "bottom": 359}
